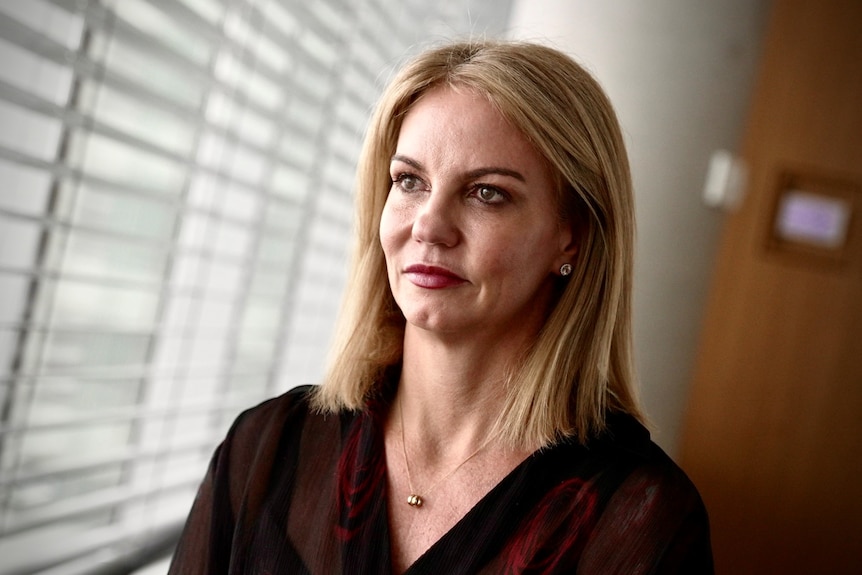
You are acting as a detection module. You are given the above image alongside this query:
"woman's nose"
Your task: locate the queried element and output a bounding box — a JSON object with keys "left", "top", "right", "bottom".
{"left": 411, "top": 190, "right": 459, "bottom": 247}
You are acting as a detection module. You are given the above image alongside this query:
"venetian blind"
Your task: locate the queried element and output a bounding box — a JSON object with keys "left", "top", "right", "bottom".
{"left": 0, "top": 0, "right": 511, "bottom": 573}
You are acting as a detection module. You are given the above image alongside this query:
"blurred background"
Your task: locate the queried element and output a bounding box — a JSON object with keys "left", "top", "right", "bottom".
{"left": 1, "top": 0, "right": 859, "bottom": 574}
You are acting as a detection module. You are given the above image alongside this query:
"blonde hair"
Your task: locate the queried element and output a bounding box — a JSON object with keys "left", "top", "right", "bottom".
{"left": 313, "top": 40, "right": 644, "bottom": 448}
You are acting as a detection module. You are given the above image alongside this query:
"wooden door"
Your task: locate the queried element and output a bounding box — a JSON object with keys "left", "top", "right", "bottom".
{"left": 678, "top": 1, "right": 862, "bottom": 574}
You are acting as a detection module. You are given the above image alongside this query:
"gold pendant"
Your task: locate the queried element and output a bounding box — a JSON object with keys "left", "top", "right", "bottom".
{"left": 407, "top": 494, "right": 423, "bottom": 507}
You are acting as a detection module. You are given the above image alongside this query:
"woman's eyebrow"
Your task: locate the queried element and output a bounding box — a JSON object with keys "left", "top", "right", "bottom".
{"left": 391, "top": 154, "right": 422, "bottom": 169}
{"left": 391, "top": 155, "right": 525, "bottom": 183}
{"left": 464, "top": 167, "right": 526, "bottom": 182}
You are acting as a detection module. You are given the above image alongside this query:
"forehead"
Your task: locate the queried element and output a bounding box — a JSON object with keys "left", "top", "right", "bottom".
{"left": 394, "top": 86, "right": 548, "bottom": 176}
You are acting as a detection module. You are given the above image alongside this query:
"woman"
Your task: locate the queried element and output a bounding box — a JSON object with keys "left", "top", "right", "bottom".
{"left": 169, "top": 40, "right": 713, "bottom": 574}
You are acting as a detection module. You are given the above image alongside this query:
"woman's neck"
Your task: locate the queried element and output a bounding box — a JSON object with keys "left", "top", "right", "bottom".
{"left": 394, "top": 325, "right": 528, "bottom": 459}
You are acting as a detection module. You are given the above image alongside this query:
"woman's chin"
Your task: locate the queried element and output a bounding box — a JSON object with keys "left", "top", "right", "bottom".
{"left": 402, "top": 313, "right": 470, "bottom": 337}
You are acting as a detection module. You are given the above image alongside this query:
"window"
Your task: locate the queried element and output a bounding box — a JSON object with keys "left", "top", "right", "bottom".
{"left": 0, "top": 0, "right": 511, "bottom": 572}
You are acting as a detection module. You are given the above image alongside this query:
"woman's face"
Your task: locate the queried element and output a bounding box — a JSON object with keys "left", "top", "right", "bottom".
{"left": 379, "top": 86, "right": 575, "bottom": 344}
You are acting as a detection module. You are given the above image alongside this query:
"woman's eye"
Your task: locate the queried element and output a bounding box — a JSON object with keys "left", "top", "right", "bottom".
{"left": 393, "top": 174, "right": 422, "bottom": 192}
{"left": 474, "top": 185, "right": 506, "bottom": 204}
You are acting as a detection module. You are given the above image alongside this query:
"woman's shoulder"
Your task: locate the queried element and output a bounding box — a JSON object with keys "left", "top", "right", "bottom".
{"left": 219, "top": 385, "right": 340, "bottom": 472}
{"left": 578, "top": 414, "right": 714, "bottom": 572}
{"left": 227, "top": 385, "right": 315, "bottom": 438}
{"left": 541, "top": 414, "right": 713, "bottom": 572}
{"left": 236, "top": 384, "right": 316, "bottom": 422}
{"left": 541, "top": 412, "right": 708, "bottom": 520}
{"left": 589, "top": 412, "right": 705, "bottom": 504}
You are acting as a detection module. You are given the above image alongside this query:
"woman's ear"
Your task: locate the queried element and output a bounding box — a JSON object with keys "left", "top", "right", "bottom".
{"left": 555, "top": 221, "right": 579, "bottom": 273}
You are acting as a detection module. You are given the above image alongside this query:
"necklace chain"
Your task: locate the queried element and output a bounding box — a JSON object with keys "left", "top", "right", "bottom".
{"left": 398, "top": 395, "right": 490, "bottom": 508}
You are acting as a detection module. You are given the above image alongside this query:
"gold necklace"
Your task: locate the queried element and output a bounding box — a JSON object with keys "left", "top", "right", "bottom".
{"left": 397, "top": 395, "right": 490, "bottom": 508}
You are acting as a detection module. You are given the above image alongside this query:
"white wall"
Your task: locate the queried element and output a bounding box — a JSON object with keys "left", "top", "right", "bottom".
{"left": 507, "top": 0, "right": 770, "bottom": 455}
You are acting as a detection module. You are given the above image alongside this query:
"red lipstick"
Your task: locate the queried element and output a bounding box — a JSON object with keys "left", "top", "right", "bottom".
{"left": 404, "top": 264, "right": 466, "bottom": 289}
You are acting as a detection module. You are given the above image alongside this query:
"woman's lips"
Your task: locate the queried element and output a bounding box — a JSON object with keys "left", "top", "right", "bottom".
{"left": 404, "top": 264, "right": 466, "bottom": 289}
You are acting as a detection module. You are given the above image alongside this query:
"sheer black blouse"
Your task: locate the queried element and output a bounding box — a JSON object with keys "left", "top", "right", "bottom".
{"left": 169, "top": 385, "right": 713, "bottom": 574}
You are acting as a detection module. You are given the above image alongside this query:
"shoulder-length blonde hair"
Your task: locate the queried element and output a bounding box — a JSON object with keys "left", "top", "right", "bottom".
{"left": 312, "top": 40, "right": 644, "bottom": 448}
